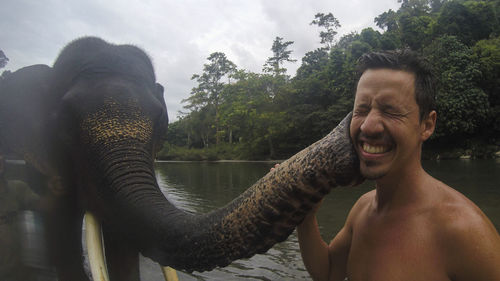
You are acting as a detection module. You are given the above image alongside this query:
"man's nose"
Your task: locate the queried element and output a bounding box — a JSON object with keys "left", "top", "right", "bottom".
{"left": 360, "top": 111, "right": 384, "bottom": 135}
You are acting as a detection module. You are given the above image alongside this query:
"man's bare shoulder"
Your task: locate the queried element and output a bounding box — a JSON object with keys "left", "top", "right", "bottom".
{"left": 345, "top": 189, "right": 376, "bottom": 224}
{"left": 431, "top": 181, "right": 500, "bottom": 280}
{"left": 431, "top": 181, "right": 496, "bottom": 234}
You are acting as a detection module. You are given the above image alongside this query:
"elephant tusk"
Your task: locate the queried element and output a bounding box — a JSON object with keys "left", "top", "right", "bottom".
{"left": 85, "top": 211, "right": 179, "bottom": 281}
{"left": 85, "top": 211, "right": 110, "bottom": 281}
{"left": 161, "top": 266, "right": 180, "bottom": 281}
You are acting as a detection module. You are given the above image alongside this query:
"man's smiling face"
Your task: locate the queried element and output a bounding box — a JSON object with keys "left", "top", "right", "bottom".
{"left": 350, "top": 68, "right": 425, "bottom": 180}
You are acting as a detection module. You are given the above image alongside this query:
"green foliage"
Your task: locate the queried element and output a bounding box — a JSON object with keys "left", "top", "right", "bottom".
{"left": 336, "top": 32, "right": 361, "bottom": 50}
{"left": 166, "top": 1, "right": 500, "bottom": 160}
{"left": 398, "top": 0, "right": 432, "bottom": 16}
{"left": 310, "top": 12, "right": 341, "bottom": 49}
{"left": 379, "top": 31, "right": 401, "bottom": 50}
{"left": 348, "top": 41, "right": 373, "bottom": 60}
{"left": 399, "top": 13, "right": 434, "bottom": 49}
{"left": 433, "top": 0, "right": 498, "bottom": 45}
{"left": 285, "top": 48, "right": 357, "bottom": 151}
{"left": 263, "top": 37, "right": 297, "bottom": 77}
{"left": 185, "top": 52, "right": 236, "bottom": 110}
{"left": 429, "top": 0, "right": 445, "bottom": 12}
{"left": 182, "top": 52, "right": 237, "bottom": 146}
{"left": 359, "top": 28, "right": 382, "bottom": 49}
{"left": 473, "top": 37, "right": 500, "bottom": 103}
{"left": 375, "top": 9, "right": 399, "bottom": 32}
{"left": 295, "top": 48, "right": 329, "bottom": 79}
{"left": 179, "top": 106, "right": 215, "bottom": 148}
{"left": 165, "top": 120, "right": 188, "bottom": 147}
{"left": 473, "top": 36, "right": 500, "bottom": 131}
{"left": 463, "top": 1, "right": 499, "bottom": 40}
{"left": 424, "top": 36, "right": 489, "bottom": 137}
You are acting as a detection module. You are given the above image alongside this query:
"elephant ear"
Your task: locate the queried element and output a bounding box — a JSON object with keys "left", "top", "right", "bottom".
{"left": 0, "top": 64, "right": 60, "bottom": 177}
{"left": 153, "top": 82, "right": 169, "bottom": 143}
{"left": 154, "top": 83, "right": 166, "bottom": 108}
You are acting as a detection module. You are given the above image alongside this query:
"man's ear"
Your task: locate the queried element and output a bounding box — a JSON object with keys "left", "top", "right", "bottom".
{"left": 421, "top": 110, "right": 436, "bottom": 141}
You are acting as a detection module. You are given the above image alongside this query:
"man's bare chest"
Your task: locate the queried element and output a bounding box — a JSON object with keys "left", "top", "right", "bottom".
{"left": 346, "top": 214, "right": 450, "bottom": 281}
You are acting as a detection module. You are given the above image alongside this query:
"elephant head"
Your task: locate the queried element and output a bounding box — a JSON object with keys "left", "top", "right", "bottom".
{"left": 0, "top": 37, "right": 362, "bottom": 280}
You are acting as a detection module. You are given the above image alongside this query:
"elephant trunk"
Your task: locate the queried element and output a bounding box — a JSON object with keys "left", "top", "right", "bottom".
{"left": 93, "top": 142, "right": 178, "bottom": 237}
{"left": 93, "top": 113, "right": 361, "bottom": 273}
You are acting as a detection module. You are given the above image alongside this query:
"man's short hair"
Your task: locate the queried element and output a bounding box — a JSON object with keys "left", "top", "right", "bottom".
{"left": 357, "top": 49, "right": 436, "bottom": 121}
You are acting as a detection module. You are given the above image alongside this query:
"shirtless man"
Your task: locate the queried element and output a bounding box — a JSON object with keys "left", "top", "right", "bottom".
{"left": 297, "top": 50, "right": 500, "bottom": 281}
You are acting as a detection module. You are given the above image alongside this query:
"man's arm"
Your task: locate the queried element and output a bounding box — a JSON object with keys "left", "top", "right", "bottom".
{"left": 297, "top": 207, "right": 332, "bottom": 281}
{"left": 297, "top": 196, "right": 363, "bottom": 281}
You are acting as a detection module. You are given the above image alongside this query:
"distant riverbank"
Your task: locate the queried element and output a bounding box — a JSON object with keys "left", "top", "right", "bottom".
{"left": 158, "top": 143, "right": 500, "bottom": 162}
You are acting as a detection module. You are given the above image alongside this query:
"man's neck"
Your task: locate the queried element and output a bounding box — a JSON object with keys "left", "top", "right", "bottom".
{"left": 373, "top": 164, "right": 431, "bottom": 213}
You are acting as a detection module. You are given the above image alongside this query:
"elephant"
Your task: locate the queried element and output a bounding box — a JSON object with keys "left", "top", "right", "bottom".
{"left": 0, "top": 37, "right": 362, "bottom": 281}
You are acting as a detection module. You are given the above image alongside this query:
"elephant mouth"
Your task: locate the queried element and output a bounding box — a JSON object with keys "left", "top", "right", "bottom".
{"left": 85, "top": 212, "right": 179, "bottom": 281}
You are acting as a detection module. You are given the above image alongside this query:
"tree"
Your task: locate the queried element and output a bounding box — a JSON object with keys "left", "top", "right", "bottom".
{"left": 335, "top": 32, "right": 361, "bottom": 50}
{"left": 0, "top": 50, "right": 8, "bottom": 69}
{"left": 424, "top": 36, "right": 490, "bottom": 138}
{"left": 295, "top": 48, "right": 329, "bottom": 79}
{"left": 433, "top": 1, "right": 496, "bottom": 46}
{"left": 399, "top": 12, "right": 433, "bottom": 50}
{"left": 463, "top": 1, "right": 499, "bottom": 42}
{"left": 310, "top": 12, "right": 341, "bottom": 50}
{"left": 397, "top": 0, "right": 431, "bottom": 16}
{"left": 163, "top": 118, "right": 189, "bottom": 147}
{"left": 218, "top": 71, "right": 287, "bottom": 158}
{"left": 375, "top": 9, "right": 399, "bottom": 32}
{"left": 263, "top": 36, "right": 296, "bottom": 77}
{"left": 183, "top": 52, "right": 237, "bottom": 146}
{"left": 359, "top": 28, "right": 382, "bottom": 49}
{"left": 473, "top": 37, "right": 500, "bottom": 104}
{"left": 379, "top": 31, "right": 401, "bottom": 50}
{"left": 348, "top": 40, "right": 373, "bottom": 60}
{"left": 473, "top": 36, "right": 500, "bottom": 132}
{"left": 218, "top": 70, "right": 259, "bottom": 146}
{"left": 429, "top": 0, "right": 445, "bottom": 13}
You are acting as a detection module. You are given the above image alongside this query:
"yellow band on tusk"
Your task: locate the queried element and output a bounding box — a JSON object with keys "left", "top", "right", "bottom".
{"left": 161, "top": 266, "right": 180, "bottom": 281}
{"left": 84, "top": 211, "right": 110, "bottom": 281}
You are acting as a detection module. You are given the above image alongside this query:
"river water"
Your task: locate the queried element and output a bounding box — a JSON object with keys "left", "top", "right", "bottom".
{"left": 138, "top": 159, "right": 500, "bottom": 281}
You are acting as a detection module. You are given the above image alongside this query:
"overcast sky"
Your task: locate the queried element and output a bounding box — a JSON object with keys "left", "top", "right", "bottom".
{"left": 1, "top": 0, "right": 400, "bottom": 121}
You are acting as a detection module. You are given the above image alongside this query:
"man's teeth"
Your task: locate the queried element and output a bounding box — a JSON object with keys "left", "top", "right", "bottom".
{"left": 363, "top": 143, "right": 388, "bottom": 154}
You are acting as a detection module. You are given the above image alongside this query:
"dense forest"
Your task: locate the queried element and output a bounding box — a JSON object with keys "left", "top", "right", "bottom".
{"left": 163, "top": 0, "right": 500, "bottom": 160}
